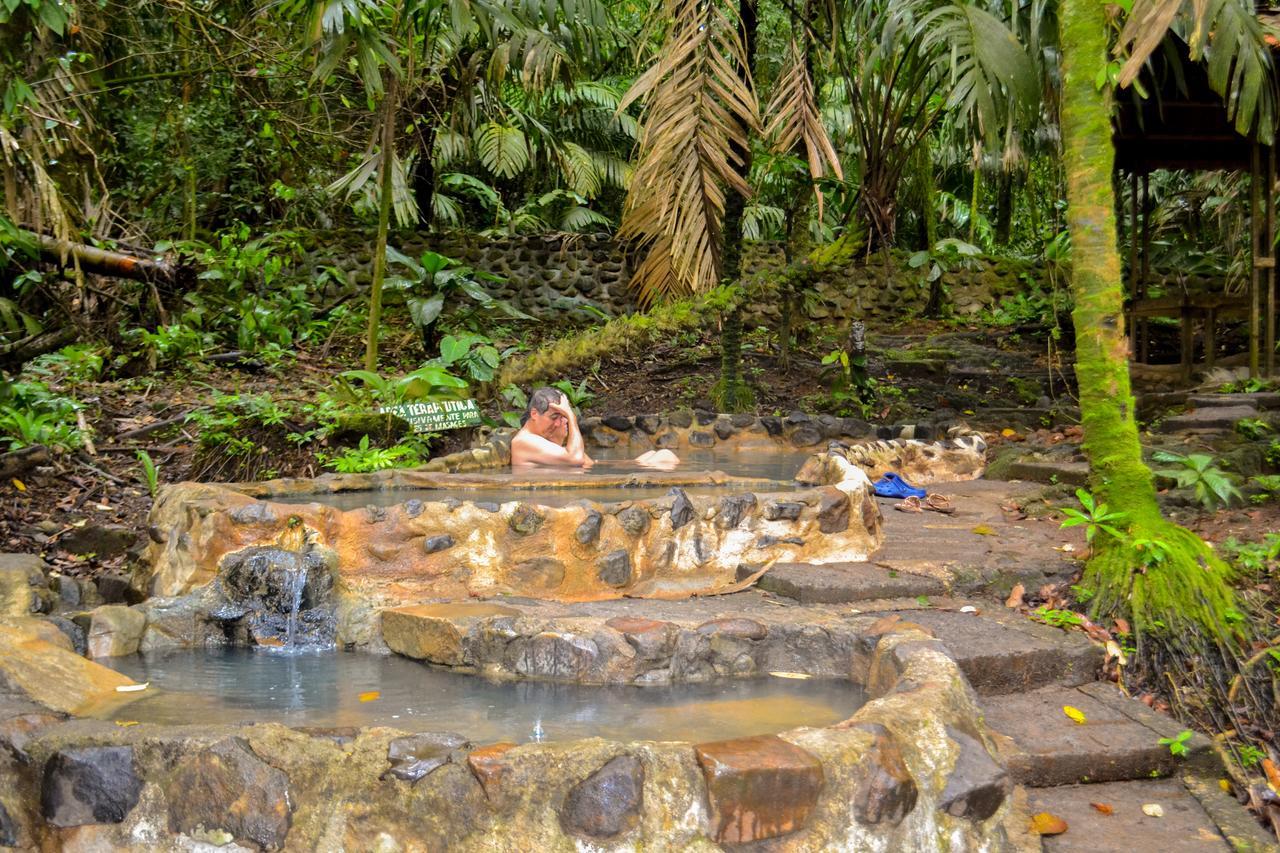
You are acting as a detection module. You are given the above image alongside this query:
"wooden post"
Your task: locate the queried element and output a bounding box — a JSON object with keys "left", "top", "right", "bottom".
{"left": 1205, "top": 307, "right": 1217, "bottom": 370}
{"left": 1267, "top": 144, "right": 1277, "bottom": 377}
{"left": 1181, "top": 300, "right": 1194, "bottom": 383}
{"left": 1251, "top": 141, "right": 1262, "bottom": 378}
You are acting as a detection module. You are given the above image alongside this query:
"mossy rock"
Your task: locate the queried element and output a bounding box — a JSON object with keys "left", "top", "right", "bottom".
{"left": 329, "top": 412, "right": 413, "bottom": 445}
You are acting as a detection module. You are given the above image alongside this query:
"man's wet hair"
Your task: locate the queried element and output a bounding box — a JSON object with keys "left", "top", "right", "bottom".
{"left": 521, "top": 387, "right": 563, "bottom": 426}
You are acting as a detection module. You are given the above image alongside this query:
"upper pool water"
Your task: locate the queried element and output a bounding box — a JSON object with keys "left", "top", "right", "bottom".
{"left": 274, "top": 445, "right": 813, "bottom": 510}
{"left": 99, "top": 648, "right": 864, "bottom": 743}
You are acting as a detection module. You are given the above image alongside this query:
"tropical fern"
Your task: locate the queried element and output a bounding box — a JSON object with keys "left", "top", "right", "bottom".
{"left": 475, "top": 122, "right": 530, "bottom": 179}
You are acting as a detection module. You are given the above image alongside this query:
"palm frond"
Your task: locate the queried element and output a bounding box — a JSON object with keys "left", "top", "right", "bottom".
{"left": 764, "top": 38, "right": 844, "bottom": 218}
{"left": 618, "top": 0, "right": 760, "bottom": 304}
{"left": 917, "top": 3, "right": 1037, "bottom": 141}
{"left": 475, "top": 121, "right": 530, "bottom": 178}
{"left": 1117, "top": 0, "right": 1277, "bottom": 142}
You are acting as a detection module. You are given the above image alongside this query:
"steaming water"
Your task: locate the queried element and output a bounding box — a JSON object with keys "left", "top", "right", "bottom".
{"left": 99, "top": 649, "right": 864, "bottom": 743}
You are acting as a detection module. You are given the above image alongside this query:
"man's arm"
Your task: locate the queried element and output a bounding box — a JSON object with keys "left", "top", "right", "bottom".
{"left": 552, "top": 398, "right": 593, "bottom": 467}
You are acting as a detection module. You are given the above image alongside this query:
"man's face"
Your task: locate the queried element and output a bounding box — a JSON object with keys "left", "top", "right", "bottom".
{"left": 528, "top": 395, "right": 569, "bottom": 444}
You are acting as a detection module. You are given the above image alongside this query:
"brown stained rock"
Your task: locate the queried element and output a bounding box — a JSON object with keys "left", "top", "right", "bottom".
{"left": 714, "top": 419, "right": 735, "bottom": 440}
{"left": 83, "top": 604, "right": 146, "bottom": 658}
{"left": 605, "top": 617, "right": 675, "bottom": 660}
{"left": 616, "top": 506, "right": 650, "bottom": 536}
{"left": 515, "top": 632, "right": 599, "bottom": 679}
{"left": 423, "top": 534, "right": 455, "bottom": 554}
{"left": 688, "top": 430, "right": 716, "bottom": 448}
{"left": 717, "top": 494, "right": 758, "bottom": 530}
{"left": 590, "top": 426, "right": 620, "bottom": 447}
{"left": 850, "top": 724, "right": 919, "bottom": 827}
{"left": 575, "top": 510, "right": 603, "bottom": 546}
{"left": 466, "top": 742, "right": 517, "bottom": 799}
{"left": 763, "top": 500, "right": 804, "bottom": 521}
{"left": 789, "top": 426, "right": 824, "bottom": 447}
{"left": 382, "top": 732, "right": 471, "bottom": 784}
{"left": 560, "top": 754, "right": 645, "bottom": 840}
{"left": 695, "top": 735, "right": 824, "bottom": 844}
{"left": 816, "top": 487, "right": 851, "bottom": 534}
{"left": 596, "top": 550, "right": 632, "bottom": 587}
{"left": 0, "top": 556, "right": 45, "bottom": 618}
{"left": 635, "top": 414, "right": 661, "bottom": 434}
{"left": 669, "top": 489, "right": 695, "bottom": 530}
{"left": 938, "top": 729, "right": 1009, "bottom": 822}
{"left": 603, "top": 415, "right": 634, "bottom": 431}
{"left": 382, "top": 602, "right": 519, "bottom": 666}
{"left": 860, "top": 493, "right": 880, "bottom": 534}
{"left": 0, "top": 713, "right": 62, "bottom": 763}
{"left": 42, "top": 746, "right": 142, "bottom": 828}
{"left": 510, "top": 557, "right": 566, "bottom": 591}
{"left": 668, "top": 410, "right": 694, "bottom": 429}
{"left": 508, "top": 504, "right": 545, "bottom": 536}
{"left": 654, "top": 432, "right": 680, "bottom": 449}
{"left": 166, "top": 737, "right": 292, "bottom": 850}
{"left": 696, "top": 618, "right": 767, "bottom": 641}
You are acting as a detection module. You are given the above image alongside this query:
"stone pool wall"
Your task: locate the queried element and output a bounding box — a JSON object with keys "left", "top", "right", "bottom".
{"left": 0, "top": 614, "right": 1024, "bottom": 850}
{"left": 142, "top": 460, "right": 881, "bottom": 629}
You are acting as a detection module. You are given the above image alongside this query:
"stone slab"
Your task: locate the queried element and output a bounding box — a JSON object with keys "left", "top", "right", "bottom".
{"left": 1159, "top": 405, "right": 1259, "bottom": 433}
{"left": 747, "top": 562, "right": 946, "bottom": 604}
{"left": 1001, "top": 461, "right": 1091, "bottom": 487}
{"left": 1187, "top": 393, "right": 1280, "bottom": 410}
{"left": 1026, "top": 778, "right": 1229, "bottom": 852}
{"left": 982, "top": 684, "right": 1208, "bottom": 787}
{"left": 870, "top": 609, "right": 1102, "bottom": 695}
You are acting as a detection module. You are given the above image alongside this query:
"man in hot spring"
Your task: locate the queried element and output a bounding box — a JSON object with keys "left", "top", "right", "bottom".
{"left": 510, "top": 387, "right": 680, "bottom": 470}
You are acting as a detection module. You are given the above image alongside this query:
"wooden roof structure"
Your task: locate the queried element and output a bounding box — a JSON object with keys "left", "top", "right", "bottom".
{"left": 1113, "top": 28, "right": 1280, "bottom": 377}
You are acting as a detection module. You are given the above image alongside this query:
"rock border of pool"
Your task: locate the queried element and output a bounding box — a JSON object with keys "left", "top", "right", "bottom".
{"left": 0, "top": 612, "right": 1024, "bottom": 850}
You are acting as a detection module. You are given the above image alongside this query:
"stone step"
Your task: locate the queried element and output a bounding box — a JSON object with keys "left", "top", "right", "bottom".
{"left": 1025, "top": 778, "right": 1237, "bottom": 852}
{"left": 1187, "top": 392, "right": 1280, "bottom": 410}
{"left": 999, "top": 460, "right": 1090, "bottom": 487}
{"left": 748, "top": 562, "right": 946, "bottom": 604}
{"left": 1159, "top": 404, "right": 1259, "bottom": 433}
{"left": 858, "top": 606, "right": 1103, "bottom": 696}
{"left": 983, "top": 682, "right": 1212, "bottom": 787}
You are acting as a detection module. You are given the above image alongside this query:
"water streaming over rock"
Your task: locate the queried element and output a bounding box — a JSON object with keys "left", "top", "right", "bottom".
{"left": 210, "top": 535, "right": 337, "bottom": 650}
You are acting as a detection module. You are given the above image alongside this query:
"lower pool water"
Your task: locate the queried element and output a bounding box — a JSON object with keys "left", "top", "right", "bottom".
{"left": 99, "top": 649, "right": 864, "bottom": 743}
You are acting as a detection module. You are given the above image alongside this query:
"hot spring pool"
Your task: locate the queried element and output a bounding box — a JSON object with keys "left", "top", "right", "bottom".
{"left": 99, "top": 649, "right": 865, "bottom": 743}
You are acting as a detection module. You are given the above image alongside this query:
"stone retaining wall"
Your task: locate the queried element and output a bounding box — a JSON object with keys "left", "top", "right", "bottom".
{"left": 0, "top": 614, "right": 1023, "bottom": 850}
{"left": 299, "top": 229, "right": 1043, "bottom": 323}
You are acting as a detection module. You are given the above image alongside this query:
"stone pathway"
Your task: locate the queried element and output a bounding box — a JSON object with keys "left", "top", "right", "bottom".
{"left": 755, "top": 478, "right": 1277, "bottom": 851}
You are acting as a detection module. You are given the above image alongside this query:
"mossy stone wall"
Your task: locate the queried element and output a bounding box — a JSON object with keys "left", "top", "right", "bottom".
{"left": 298, "top": 229, "right": 1043, "bottom": 323}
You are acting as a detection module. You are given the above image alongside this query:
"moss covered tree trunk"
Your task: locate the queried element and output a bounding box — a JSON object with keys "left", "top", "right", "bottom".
{"left": 364, "top": 73, "right": 399, "bottom": 373}
{"left": 1059, "top": 0, "right": 1242, "bottom": 654}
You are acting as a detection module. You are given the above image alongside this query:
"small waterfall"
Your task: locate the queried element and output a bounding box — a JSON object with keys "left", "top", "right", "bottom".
{"left": 531, "top": 718, "right": 545, "bottom": 742}
{"left": 283, "top": 564, "right": 308, "bottom": 649}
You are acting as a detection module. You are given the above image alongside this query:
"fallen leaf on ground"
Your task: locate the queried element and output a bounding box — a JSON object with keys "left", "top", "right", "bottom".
{"left": 1005, "top": 584, "right": 1025, "bottom": 608}
{"left": 1063, "top": 705, "right": 1087, "bottom": 725}
{"left": 11, "top": 479, "right": 24, "bottom": 491}
{"left": 115, "top": 682, "right": 149, "bottom": 693}
{"left": 1030, "top": 812, "right": 1068, "bottom": 835}
{"left": 1141, "top": 803, "right": 1164, "bottom": 817}
{"left": 971, "top": 524, "right": 996, "bottom": 536}
{"left": 114, "top": 720, "right": 139, "bottom": 727}
{"left": 959, "top": 605, "right": 979, "bottom": 614}
{"left": 358, "top": 691, "right": 381, "bottom": 703}
{"left": 1001, "top": 428, "right": 1018, "bottom": 438}
{"left": 1090, "top": 802, "right": 1113, "bottom": 815}
{"left": 768, "top": 671, "right": 812, "bottom": 679}
{"left": 1263, "top": 758, "right": 1280, "bottom": 790}
{"left": 1220, "top": 779, "right": 1232, "bottom": 793}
